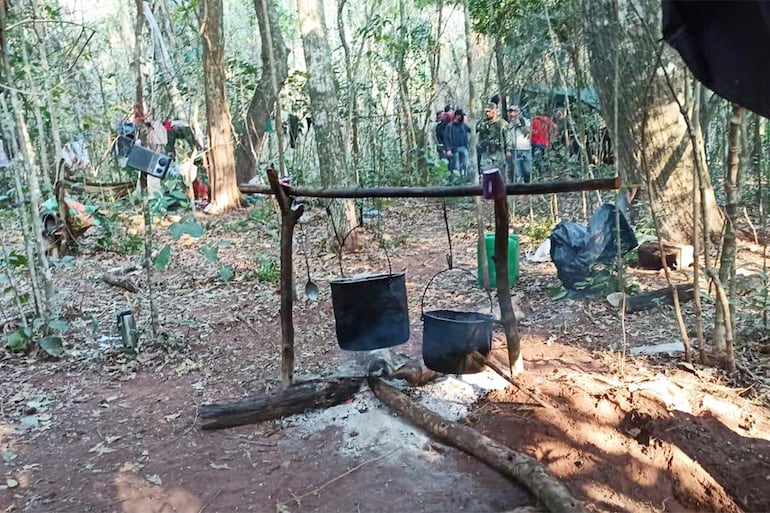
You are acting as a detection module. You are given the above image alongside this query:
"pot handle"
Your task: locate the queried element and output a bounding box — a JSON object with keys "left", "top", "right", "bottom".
{"left": 420, "top": 267, "right": 493, "bottom": 318}
{"left": 336, "top": 224, "right": 393, "bottom": 278}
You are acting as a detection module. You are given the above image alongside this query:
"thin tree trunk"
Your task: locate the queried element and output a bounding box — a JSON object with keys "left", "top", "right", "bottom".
{"left": 1, "top": 100, "right": 45, "bottom": 322}
{"left": 337, "top": 0, "right": 356, "bottom": 169}
{"left": 144, "top": 2, "right": 189, "bottom": 122}
{"left": 18, "top": 37, "right": 54, "bottom": 192}
{"left": 691, "top": 81, "right": 706, "bottom": 365}
{"left": 0, "top": 222, "right": 30, "bottom": 329}
{"left": 464, "top": 1, "right": 489, "bottom": 289}
{"left": 0, "top": 5, "right": 54, "bottom": 325}
{"left": 636, "top": 73, "right": 693, "bottom": 361}
{"left": 31, "top": 0, "right": 63, "bottom": 185}
{"left": 714, "top": 105, "right": 744, "bottom": 372}
{"left": 396, "top": 0, "right": 417, "bottom": 165}
{"left": 134, "top": 0, "right": 159, "bottom": 339}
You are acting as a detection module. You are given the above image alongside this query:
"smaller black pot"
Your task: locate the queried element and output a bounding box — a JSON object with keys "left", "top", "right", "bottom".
{"left": 422, "top": 309, "right": 493, "bottom": 374}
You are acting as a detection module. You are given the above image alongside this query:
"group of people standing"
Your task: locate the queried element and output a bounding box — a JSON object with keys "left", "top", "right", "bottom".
{"left": 434, "top": 102, "right": 562, "bottom": 185}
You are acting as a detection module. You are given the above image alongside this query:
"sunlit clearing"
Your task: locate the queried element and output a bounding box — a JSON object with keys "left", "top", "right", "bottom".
{"left": 114, "top": 473, "right": 203, "bottom": 513}
{"left": 583, "top": 482, "right": 641, "bottom": 511}
{"left": 698, "top": 394, "right": 769, "bottom": 440}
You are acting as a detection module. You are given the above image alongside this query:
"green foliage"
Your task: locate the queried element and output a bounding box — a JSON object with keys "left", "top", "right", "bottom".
{"left": 169, "top": 221, "right": 205, "bottom": 240}
{"left": 5, "top": 317, "right": 68, "bottom": 357}
{"left": 200, "top": 244, "right": 219, "bottom": 263}
{"left": 523, "top": 217, "right": 555, "bottom": 245}
{"left": 217, "top": 265, "right": 233, "bottom": 283}
{"left": 120, "top": 234, "right": 144, "bottom": 254}
{"left": 149, "top": 177, "right": 192, "bottom": 215}
{"left": 92, "top": 207, "right": 142, "bottom": 255}
{"left": 255, "top": 255, "right": 280, "bottom": 283}
{"left": 154, "top": 244, "right": 172, "bottom": 270}
{"left": 199, "top": 242, "right": 233, "bottom": 283}
{"left": 468, "top": 0, "right": 543, "bottom": 37}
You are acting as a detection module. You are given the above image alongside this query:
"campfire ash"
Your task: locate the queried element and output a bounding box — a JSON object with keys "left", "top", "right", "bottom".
{"left": 286, "top": 351, "right": 510, "bottom": 458}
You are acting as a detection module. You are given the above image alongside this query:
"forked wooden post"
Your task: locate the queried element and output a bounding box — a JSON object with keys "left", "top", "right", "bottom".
{"left": 267, "top": 166, "right": 304, "bottom": 387}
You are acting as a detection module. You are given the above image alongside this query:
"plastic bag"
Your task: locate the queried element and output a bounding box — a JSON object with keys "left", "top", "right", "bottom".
{"left": 550, "top": 203, "right": 637, "bottom": 289}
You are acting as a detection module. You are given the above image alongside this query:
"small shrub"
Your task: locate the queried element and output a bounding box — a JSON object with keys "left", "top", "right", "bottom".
{"left": 255, "top": 255, "right": 280, "bottom": 283}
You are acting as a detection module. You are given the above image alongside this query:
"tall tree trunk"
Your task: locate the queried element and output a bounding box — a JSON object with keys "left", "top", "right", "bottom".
{"left": 581, "top": 0, "right": 722, "bottom": 243}
{"left": 201, "top": 0, "right": 241, "bottom": 212}
{"left": 234, "top": 0, "right": 288, "bottom": 184}
{"left": 297, "top": 0, "right": 357, "bottom": 242}
{"left": 464, "top": 1, "right": 479, "bottom": 176}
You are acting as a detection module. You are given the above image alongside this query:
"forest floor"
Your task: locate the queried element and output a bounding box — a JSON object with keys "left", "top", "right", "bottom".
{"left": 0, "top": 195, "right": 769, "bottom": 513}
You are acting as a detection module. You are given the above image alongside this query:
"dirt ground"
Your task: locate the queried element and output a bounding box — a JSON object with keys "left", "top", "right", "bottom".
{"left": 1, "top": 198, "right": 769, "bottom": 513}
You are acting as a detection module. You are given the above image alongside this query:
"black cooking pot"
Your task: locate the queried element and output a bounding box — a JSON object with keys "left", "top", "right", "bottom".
{"left": 330, "top": 272, "right": 410, "bottom": 351}
{"left": 329, "top": 225, "right": 410, "bottom": 351}
{"left": 421, "top": 268, "right": 493, "bottom": 374}
{"left": 422, "top": 310, "right": 493, "bottom": 374}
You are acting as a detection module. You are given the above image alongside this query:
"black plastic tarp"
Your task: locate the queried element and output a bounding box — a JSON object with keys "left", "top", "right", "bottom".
{"left": 662, "top": 0, "right": 770, "bottom": 118}
{"left": 550, "top": 204, "right": 637, "bottom": 290}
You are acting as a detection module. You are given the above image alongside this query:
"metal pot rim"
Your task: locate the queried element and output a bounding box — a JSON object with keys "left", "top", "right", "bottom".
{"left": 330, "top": 271, "right": 405, "bottom": 285}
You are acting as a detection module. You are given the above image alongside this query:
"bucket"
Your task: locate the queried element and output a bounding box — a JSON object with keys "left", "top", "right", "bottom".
{"left": 477, "top": 232, "right": 519, "bottom": 288}
{"left": 330, "top": 226, "right": 410, "bottom": 351}
{"left": 421, "top": 268, "right": 494, "bottom": 374}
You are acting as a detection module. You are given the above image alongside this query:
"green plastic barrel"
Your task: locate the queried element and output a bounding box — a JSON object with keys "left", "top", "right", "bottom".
{"left": 477, "top": 233, "right": 519, "bottom": 288}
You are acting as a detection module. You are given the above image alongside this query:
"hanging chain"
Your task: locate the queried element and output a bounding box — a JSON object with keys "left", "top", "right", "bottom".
{"left": 442, "top": 198, "right": 454, "bottom": 269}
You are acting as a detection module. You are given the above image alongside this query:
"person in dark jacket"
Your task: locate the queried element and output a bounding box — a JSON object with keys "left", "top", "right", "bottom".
{"left": 443, "top": 109, "right": 471, "bottom": 183}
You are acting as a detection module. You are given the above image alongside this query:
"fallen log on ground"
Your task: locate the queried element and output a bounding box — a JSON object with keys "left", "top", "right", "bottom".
{"left": 102, "top": 265, "right": 141, "bottom": 293}
{"left": 199, "top": 377, "right": 364, "bottom": 430}
{"left": 368, "top": 377, "right": 586, "bottom": 513}
{"left": 626, "top": 284, "right": 694, "bottom": 313}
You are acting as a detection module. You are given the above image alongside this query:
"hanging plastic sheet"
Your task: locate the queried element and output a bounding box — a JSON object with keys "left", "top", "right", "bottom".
{"left": 662, "top": 0, "right": 770, "bottom": 118}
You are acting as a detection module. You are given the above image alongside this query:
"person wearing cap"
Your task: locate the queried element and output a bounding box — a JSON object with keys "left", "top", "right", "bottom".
{"left": 505, "top": 105, "right": 532, "bottom": 183}
{"left": 475, "top": 102, "right": 508, "bottom": 181}
{"left": 443, "top": 108, "right": 471, "bottom": 183}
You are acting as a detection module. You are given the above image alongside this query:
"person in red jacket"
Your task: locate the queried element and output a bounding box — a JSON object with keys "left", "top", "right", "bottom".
{"left": 530, "top": 106, "right": 559, "bottom": 173}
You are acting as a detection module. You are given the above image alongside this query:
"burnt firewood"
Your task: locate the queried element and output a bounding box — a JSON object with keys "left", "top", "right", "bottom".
{"left": 199, "top": 377, "right": 364, "bottom": 430}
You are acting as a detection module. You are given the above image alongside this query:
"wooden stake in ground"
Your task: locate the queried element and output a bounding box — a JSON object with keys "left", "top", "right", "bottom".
{"left": 494, "top": 193, "right": 522, "bottom": 375}
{"left": 368, "top": 377, "right": 586, "bottom": 513}
{"left": 267, "top": 166, "right": 304, "bottom": 386}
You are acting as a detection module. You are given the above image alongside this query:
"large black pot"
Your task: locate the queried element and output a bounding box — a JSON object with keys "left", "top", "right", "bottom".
{"left": 422, "top": 309, "right": 493, "bottom": 374}
{"left": 330, "top": 272, "right": 410, "bottom": 351}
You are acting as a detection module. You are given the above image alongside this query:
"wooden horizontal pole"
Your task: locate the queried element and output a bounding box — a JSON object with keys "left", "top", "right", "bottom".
{"left": 238, "top": 176, "right": 621, "bottom": 199}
